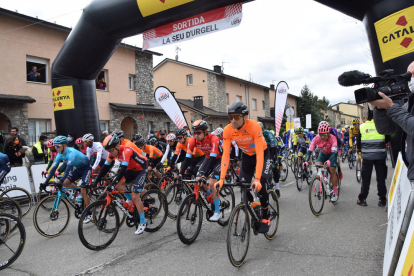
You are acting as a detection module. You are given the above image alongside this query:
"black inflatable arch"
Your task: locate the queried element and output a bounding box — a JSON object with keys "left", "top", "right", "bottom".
{"left": 52, "top": 0, "right": 414, "bottom": 162}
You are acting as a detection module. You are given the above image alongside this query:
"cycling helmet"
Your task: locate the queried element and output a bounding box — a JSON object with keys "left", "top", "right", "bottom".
{"left": 53, "top": 135, "right": 67, "bottom": 144}
{"left": 345, "top": 125, "right": 350, "bottom": 129}
{"left": 133, "top": 133, "right": 142, "bottom": 140}
{"left": 103, "top": 134, "right": 119, "bottom": 150}
{"left": 270, "top": 130, "right": 275, "bottom": 135}
{"left": 176, "top": 128, "right": 187, "bottom": 137}
{"left": 318, "top": 122, "right": 330, "bottom": 134}
{"left": 352, "top": 118, "right": 360, "bottom": 124}
{"left": 112, "top": 129, "right": 124, "bottom": 138}
{"left": 304, "top": 129, "right": 308, "bottom": 133}
{"left": 258, "top": 122, "right": 264, "bottom": 130}
{"left": 311, "top": 131, "right": 314, "bottom": 135}
{"left": 215, "top": 127, "right": 224, "bottom": 136}
{"left": 136, "top": 138, "right": 146, "bottom": 147}
{"left": 82, "top": 133, "right": 94, "bottom": 142}
{"left": 149, "top": 137, "right": 158, "bottom": 145}
{"left": 319, "top": 121, "right": 328, "bottom": 126}
{"left": 47, "top": 138, "right": 54, "bottom": 148}
{"left": 228, "top": 102, "right": 248, "bottom": 115}
{"left": 295, "top": 127, "right": 304, "bottom": 133}
{"left": 166, "top": 134, "right": 176, "bottom": 141}
{"left": 337, "top": 128, "right": 341, "bottom": 134}
{"left": 75, "top": 137, "right": 83, "bottom": 144}
{"left": 192, "top": 120, "right": 208, "bottom": 131}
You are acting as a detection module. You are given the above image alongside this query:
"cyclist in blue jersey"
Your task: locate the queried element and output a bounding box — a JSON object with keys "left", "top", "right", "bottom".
{"left": 41, "top": 135, "right": 93, "bottom": 222}
{"left": 0, "top": 152, "right": 11, "bottom": 185}
{"left": 304, "top": 129, "right": 313, "bottom": 144}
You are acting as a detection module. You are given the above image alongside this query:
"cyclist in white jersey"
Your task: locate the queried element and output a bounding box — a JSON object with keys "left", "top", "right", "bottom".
{"left": 82, "top": 133, "right": 109, "bottom": 174}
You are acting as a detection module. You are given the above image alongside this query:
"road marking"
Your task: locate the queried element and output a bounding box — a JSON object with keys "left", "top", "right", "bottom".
{"left": 282, "top": 181, "right": 294, "bottom": 187}
{"left": 76, "top": 253, "right": 126, "bottom": 275}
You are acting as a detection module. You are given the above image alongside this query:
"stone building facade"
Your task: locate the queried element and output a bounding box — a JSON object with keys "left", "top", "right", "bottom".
{"left": 207, "top": 72, "right": 227, "bottom": 113}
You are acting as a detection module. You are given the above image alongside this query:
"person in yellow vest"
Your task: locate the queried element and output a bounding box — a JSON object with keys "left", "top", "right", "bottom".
{"left": 356, "top": 113, "right": 388, "bottom": 207}
{"left": 32, "top": 135, "right": 49, "bottom": 165}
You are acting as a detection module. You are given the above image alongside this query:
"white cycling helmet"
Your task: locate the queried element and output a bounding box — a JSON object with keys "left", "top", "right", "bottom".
{"left": 215, "top": 127, "right": 224, "bottom": 136}
{"left": 166, "top": 133, "right": 176, "bottom": 141}
{"left": 82, "top": 133, "right": 94, "bottom": 142}
{"left": 345, "top": 125, "right": 350, "bottom": 129}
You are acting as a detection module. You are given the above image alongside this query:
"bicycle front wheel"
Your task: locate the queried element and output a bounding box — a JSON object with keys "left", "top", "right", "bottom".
{"left": 280, "top": 160, "right": 288, "bottom": 182}
{"left": 165, "top": 183, "right": 190, "bottom": 220}
{"left": 0, "top": 213, "right": 26, "bottom": 271}
{"left": 78, "top": 200, "right": 119, "bottom": 251}
{"left": 1, "top": 188, "right": 32, "bottom": 218}
{"left": 356, "top": 160, "right": 362, "bottom": 183}
{"left": 227, "top": 203, "right": 250, "bottom": 267}
{"left": 33, "top": 195, "right": 70, "bottom": 238}
{"left": 265, "top": 190, "right": 280, "bottom": 240}
{"left": 177, "top": 194, "right": 202, "bottom": 245}
{"left": 0, "top": 198, "right": 22, "bottom": 233}
{"left": 309, "top": 176, "right": 325, "bottom": 216}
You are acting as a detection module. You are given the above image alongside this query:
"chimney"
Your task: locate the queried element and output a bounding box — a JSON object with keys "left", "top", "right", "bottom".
{"left": 171, "top": 92, "right": 176, "bottom": 97}
{"left": 213, "top": 65, "right": 222, "bottom": 73}
{"left": 270, "top": 84, "right": 275, "bottom": 90}
{"left": 193, "top": 96, "right": 204, "bottom": 111}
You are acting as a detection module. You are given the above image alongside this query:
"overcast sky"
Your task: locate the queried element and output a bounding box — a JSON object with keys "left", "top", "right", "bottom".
{"left": 0, "top": 0, "right": 376, "bottom": 105}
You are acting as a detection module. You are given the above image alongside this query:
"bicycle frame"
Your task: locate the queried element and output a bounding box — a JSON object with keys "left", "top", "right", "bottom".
{"left": 104, "top": 191, "right": 134, "bottom": 219}
{"left": 53, "top": 187, "right": 82, "bottom": 212}
{"left": 228, "top": 183, "right": 262, "bottom": 227}
{"left": 314, "top": 165, "right": 331, "bottom": 197}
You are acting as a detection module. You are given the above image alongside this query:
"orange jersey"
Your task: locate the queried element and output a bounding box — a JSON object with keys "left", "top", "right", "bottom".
{"left": 142, "top": 144, "right": 163, "bottom": 159}
{"left": 220, "top": 120, "right": 267, "bottom": 180}
{"left": 174, "top": 137, "right": 205, "bottom": 157}
{"left": 121, "top": 139, "right": 143, "bottom": 155}
{"left": 186, "top": 134, "right": 222, "bottom": 159}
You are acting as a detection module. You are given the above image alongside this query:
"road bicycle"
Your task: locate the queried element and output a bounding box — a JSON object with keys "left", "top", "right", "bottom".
{"left": 295, "top": 156, "right": 312, "bottom": 191}
{"left": 0, "top": 197, "right": 22, "bottom": 233}
{"left": 226, "top": 182, "right": 279, "bottom": 267}
{"left": 0, "top": 186, "right": 32, "bottom": 218}
{"left": 78, "top": 188, "right": 168, "bottom": 251}
{"left": 348, "top": 146, "right": 356, "bottom": 169}
{"left": 176, "top": 179, "right": 235, "bottom": 244}
{"left": 309, "top": 164, "right": 341, "bottom": 216}
{"left": 0, "top": 213, "right": 26, "bottom": 270}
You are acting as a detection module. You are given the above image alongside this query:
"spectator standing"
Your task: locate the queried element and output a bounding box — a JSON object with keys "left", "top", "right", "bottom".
{"left": 3, "top": 127, "right": 27, "bottom": 152}
{"left": 4, "top": 136, "right": 25, "bottom": 167}
{"left": 101, "top": 131, "right": 109, "bottom": 142}
{"left": 28, "top": 66, "right": 41, "bottom": 82}
{"left": 356, "top": 116, "right": 388, "bottom": 207}
{"left": 67, "top": 132, "right": 79, "bottom": 150}
{"left": 32, "top": 135, "right": 48, "bottom": 164}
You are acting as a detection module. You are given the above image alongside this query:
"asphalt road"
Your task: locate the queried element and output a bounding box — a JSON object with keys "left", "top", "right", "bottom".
{"left": 2, "top": 159, "right": 392, "bottom": 276}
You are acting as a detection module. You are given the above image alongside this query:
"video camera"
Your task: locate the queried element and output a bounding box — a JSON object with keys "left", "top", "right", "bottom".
{"left": 338, "top": 69, "right": 412, "bottom": 104}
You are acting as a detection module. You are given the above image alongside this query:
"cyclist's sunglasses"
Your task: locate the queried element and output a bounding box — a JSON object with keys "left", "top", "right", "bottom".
{"left": 176, "top": 136, "right": 183, "bottom": 140}
{"left": 107, "top": 147, "right": 117, "bottom": 153}
{"left": 54, "top": 144, "right": 62, "bottom": 149}
{"left": 193, "top": 131, "right": 203, "bottom": 135}
{"left": 229, "top": 114, "right": 242, "bottom": 120}
{"left": 319, "top": 133, "right": 328, "bottom": 137}
{"left": 353, "top": 123, "right": 359, "bottom": 126}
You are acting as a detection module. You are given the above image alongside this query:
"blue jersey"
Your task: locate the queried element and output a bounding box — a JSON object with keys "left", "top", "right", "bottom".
{"left": 45, "top": 147, "right": 90, "bottom": 183}
{"left": 0, "top": 152, "right": 9, "bottom": 166}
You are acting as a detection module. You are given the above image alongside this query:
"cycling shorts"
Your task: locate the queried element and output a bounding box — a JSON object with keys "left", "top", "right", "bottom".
{"left": 316, "top": 152, "right": 338, "bottom": 168}
{"left": 197, "top": 158, "right": 221, "bottom": 180}
{"left": 68, "top": 165, "right": 92, "bottom": 188}
{"left": 149, "top": 157, "right": 161, "bottom": 169}
{"left": 186, "top": 156, "right": 205, "bottom": 176}
{"left": 298, "top": 145, "right": 307, "bottom": 156}
{"left": 122, "top": 168, "right": 148, "bottom": 193}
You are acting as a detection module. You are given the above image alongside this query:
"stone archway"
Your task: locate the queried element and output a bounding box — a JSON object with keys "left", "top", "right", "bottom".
{"left": 120, "top": 117, "right": 138, "bottom": 140}
{"left": 0, "top": 112, "right": 11, "bottom": 134}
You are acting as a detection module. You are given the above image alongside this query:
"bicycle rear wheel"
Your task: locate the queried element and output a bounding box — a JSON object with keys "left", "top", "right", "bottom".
{"left": 177, "top": 194, "right": 202, "bottom": 245}
{"left": 0, "top": 213, "right": 26, "bottom": 271}
{"left": 165, "top": 183, "right": 190, "bottom": 220}
{"left": 265, "top": 190, "right": 280, "bottom": 240}
{"left": 217, "top": 187, "right": 235, "bottom": 227}
{"left": 0, "top": 198, "right": 22, "bottom": 233}
{"left": 1, "top": 188, "right": 32, "bottom": 218}
{"left": 142, "top": 189, "right": 168, "bottom": 233}
{"left": 78, "top": 200, "right": 120, "bottom": 251}
{"left": 280, "top": 160, "right": 288, "bottom": 182}
{"left": 227, "top": 203, "right": 250, "bottom": 267}
{"left": 309, "top": 176, "right": 325, "bottom": 216}
{"left": 356, "top": 160, "right": 362, "bottom": 183}
{"left": 33, "top": 195, "right": 70, "bottom": 238}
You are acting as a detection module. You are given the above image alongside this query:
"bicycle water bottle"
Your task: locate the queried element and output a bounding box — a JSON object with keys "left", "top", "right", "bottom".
{"left": 127, "top": 200, "right": 135, "bottom": 213}
{"left": 76, "top": 193, "right": 82, "bottom": 204}
{"left": 122, "top": 200, "right": 129, "bottom": 209}
{"left": 251, "top": 197, "right": 262, "bottom": 220}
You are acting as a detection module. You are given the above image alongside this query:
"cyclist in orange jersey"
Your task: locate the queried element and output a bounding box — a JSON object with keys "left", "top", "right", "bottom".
{"left": 112, "top": 129, "right": 144, "bottom": 155}
{"left": 215, "top": 102, "right": 271, "bottom": 234}
{"left": 136, "top": 139, "right": 163, "bottom": 181}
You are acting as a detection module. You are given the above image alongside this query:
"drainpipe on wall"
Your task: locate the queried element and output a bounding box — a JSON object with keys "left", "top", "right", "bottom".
{"left": 244, "top": 82, "right": 253, "bottom": 119}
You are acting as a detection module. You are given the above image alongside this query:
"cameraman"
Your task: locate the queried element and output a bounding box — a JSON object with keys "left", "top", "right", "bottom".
{"left": 371, "top": 61, "right": 414, "bottom": 180}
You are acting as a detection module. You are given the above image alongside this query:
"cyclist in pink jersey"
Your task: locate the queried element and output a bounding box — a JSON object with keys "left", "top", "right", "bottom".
{"left": 303, "top": 122, "right": 339, "bottom": 202}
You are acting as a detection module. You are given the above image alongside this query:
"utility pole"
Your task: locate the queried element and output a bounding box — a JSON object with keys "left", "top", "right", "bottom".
{"left": 175, "top": 45, "right": 181, "bottom": 61}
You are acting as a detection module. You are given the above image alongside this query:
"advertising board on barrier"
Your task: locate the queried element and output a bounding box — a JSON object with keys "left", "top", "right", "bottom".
{"left": 383, "top": 153, "right": 412, "bottom": 276}
{"left": 0, "top": 166, "right": 32, "bottom": 196}
{"left": 388, "top": 156, "right": 404, "bottom": 218}
{"left": 31, "top": 164, "right": 48, "bottom": 194}
{"left": 394, "top": 211, "right": 414, "bottom": 276}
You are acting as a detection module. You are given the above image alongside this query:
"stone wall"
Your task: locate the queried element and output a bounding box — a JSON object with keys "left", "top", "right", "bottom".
{"left": 0, "top": 102, "right": 29, "bottom": 142}
{"left": 207, "top": 73, "right": 227, "bottom": 112}
{"left": 135, "top": 51, "right": 155, "bottom": 105}
{"left": 264, "top": 89, "right": 270, "bottom": 117}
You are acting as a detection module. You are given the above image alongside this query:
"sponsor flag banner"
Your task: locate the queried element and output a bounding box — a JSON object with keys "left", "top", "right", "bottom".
{"left": 143, "top": 3, "right": 242, "bottom": 50}
{"left": 154, "top": 86, "right": 188, "bottom": 129}
{"left": 306, "top": 114, "right": 312, "bottom": 129}
{"left": 52, "top": 85, "right": 75, "bottom": 112}
{"left": 374, "top": 5, "right": 414, "bottom": 62}
{"left": 293, "top": 118, "right": 301, "bottom": 128}
{"left": 274, "top": 81, "right": 289, "bottom": 136}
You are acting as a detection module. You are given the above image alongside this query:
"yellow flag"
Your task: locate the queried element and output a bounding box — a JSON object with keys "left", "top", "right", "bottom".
{"left": 137, "top": 0, "right": 194, "bottom": 17}
{"left": 52, "top": 86, "right": 75, "bottom": 112}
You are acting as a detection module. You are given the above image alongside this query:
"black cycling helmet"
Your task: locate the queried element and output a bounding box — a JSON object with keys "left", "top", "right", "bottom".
{"left": 148, "top": 137, "right": 158, "bottom": 145}
{"left": 134, "top": 133, "right": 142, "bottom": 140}
{"left": 192, "top": 120, "right": 208, "bottom": 131}
{"left": 176, "top": 128, "right": 187, "bottom": 137}
{"left": 136, "top": 138, "right": 146, "bottom": 147}
{"left": 228, "top": 102, "right": 248, "bottom": 115}
{"left": 112, "top": 129, "right": 124, "bottom": 138}
{"left": 103, "top": 134, "right": 119, "bottom": 150}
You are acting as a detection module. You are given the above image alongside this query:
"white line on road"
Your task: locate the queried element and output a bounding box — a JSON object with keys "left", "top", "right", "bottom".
{"left": 76, "top": 253, "right": 127, "bottom": 275}
{"left": 282, "top": 181, "right": 295, "bottom": 187}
